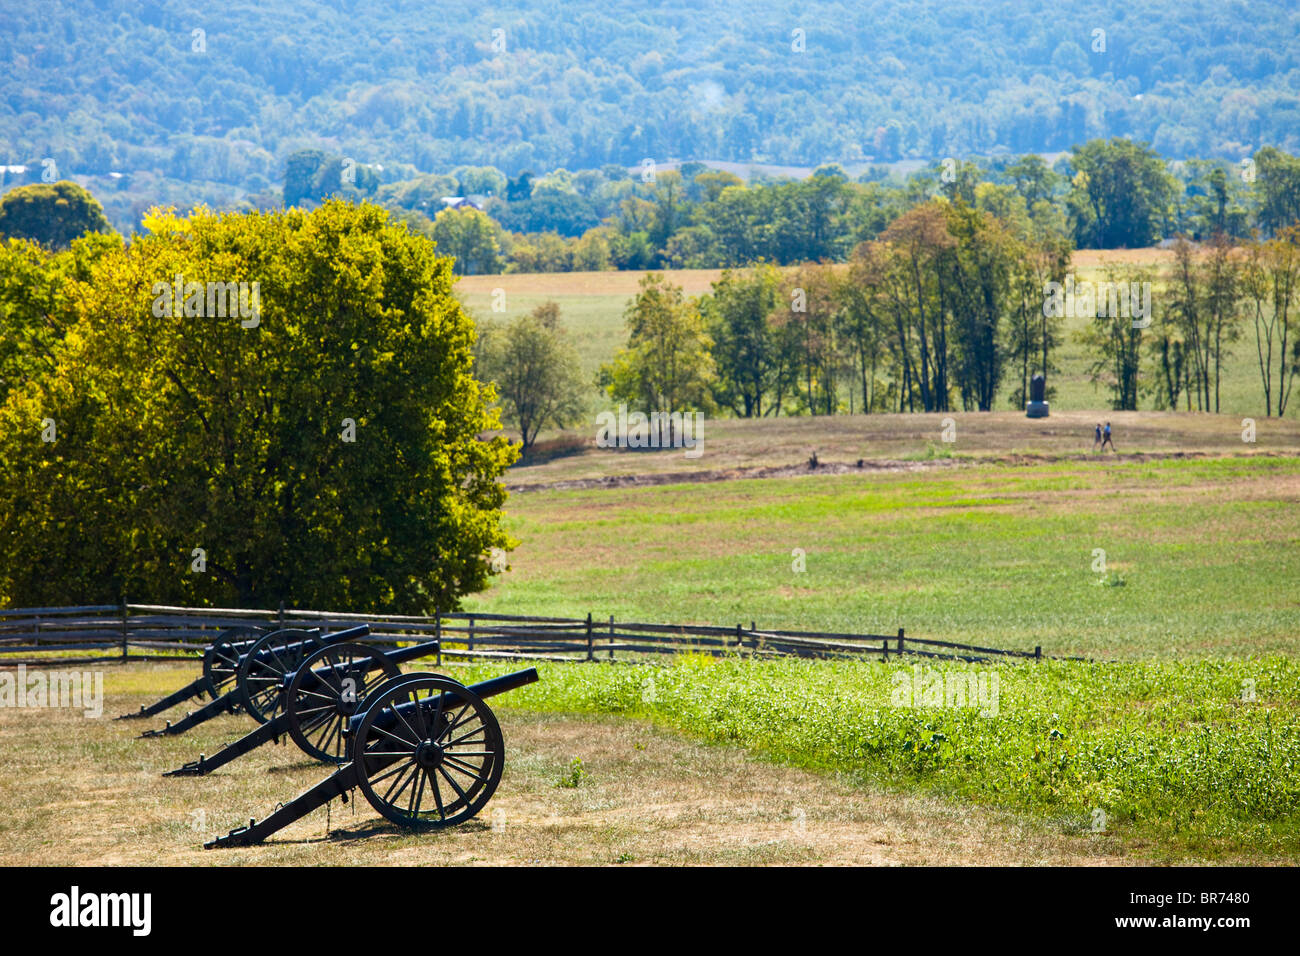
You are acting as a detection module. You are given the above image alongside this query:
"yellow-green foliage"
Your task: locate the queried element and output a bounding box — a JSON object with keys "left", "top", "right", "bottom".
{"left": 0, "top": 201, "right": 518, "bottom": 610}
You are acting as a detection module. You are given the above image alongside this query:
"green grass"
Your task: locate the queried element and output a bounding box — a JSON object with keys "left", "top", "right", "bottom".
{"left": 464, "top": 654, "right": 1300, "bottom": 862}
{"left": 468, "top": 456, "right": 1300, "bottom": 659}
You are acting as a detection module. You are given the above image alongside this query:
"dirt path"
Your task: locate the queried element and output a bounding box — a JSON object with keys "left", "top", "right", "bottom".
{"left": 507, "top": 449, "right": 1284, "bottom": 494}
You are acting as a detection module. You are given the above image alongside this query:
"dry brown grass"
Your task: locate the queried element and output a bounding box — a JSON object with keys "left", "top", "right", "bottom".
{"left": 455, "top": 249, "right": 1177, "bottom": 299}
{"left": 0, "top": 663, "right": 1137, "bottom": 866}
{"left": 457, "top": 268, "right": 728, "bottom": 298}
{"left": 502, "top": 410, "right": 1300, "bottom": 489}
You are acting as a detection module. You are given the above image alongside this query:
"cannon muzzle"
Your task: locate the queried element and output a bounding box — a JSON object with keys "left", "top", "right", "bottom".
{"left": 465, "top": 667, "right": 540, "bottom": 701}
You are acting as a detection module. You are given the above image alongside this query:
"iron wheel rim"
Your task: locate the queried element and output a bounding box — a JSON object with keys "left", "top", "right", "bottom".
{"left": 287, "top": 643, "right": 399, "bottom": 764}
{"left": 354, "top": 675, "right": 504, "bottom": 831}
{"left": 236, "top": 629, "right": 320, "bottom": 724}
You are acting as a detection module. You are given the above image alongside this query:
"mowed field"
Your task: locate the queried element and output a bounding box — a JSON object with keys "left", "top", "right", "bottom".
{"left": 456, "top": 248, "right": 1300, "bottom": 424}
{"left": 472, "top": 452, "right": 1300, "bottom": 660}
{"left": 0, "top": 664, "right": 1135, "bottom": 866}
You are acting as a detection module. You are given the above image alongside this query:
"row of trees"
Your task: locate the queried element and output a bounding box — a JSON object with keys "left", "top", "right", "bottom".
{"left": 596, "top": 200, "right": 1069, "bottom": 421}
{"left": 478, "top": 206, "right": 1300, "bottom": 452}
{"left": 353, "top": 141, "right": 1300, "bottom": 276}
{"left": 1083, "top": 232, "right": 1300, "bottom": 416}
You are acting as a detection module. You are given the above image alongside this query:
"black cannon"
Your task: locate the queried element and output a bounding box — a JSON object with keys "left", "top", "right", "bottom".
{"left": 205, "top": 667, "right": 538, "bottom": 847}
{"left": 115, "top": 625, "right": 267, "bottom": 720}
{"left": 139, "top": 624, "right": 370, "bottom": 738}
{"left": 164, "top": 639, "right": 443, "bottom": 776}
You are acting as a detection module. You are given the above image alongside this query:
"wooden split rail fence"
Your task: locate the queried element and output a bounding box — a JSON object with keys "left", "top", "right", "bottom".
{"left": 0, "top": 603, "right": 1049, "bottom": 667}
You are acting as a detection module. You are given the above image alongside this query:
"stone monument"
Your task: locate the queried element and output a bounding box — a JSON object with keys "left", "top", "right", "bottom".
{"left": 1026, "top": 373, "right": 1049, "bottom": 418}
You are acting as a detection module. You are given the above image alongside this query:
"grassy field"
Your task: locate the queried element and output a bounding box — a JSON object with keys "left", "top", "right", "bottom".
{"left": 456, "top": 249, "right": 1300, "bottom": 425}
{"left": 0, "top": 663, "right": 1134, "bottom": 866}
{"left": 468, "top": 454, "right": 1300, "bottom": 660}
{"left": 479, "top": 654, "right": 1300, "bottom": 863}
{"left": 4, "top": 657, "right": 1288, "bottom": 864}
{"left": 6, "top": 348, "right": 1297, "bottom": 864}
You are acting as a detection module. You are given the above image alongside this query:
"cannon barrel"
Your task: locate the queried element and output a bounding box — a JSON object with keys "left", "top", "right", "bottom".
{"left": 139, "top": 625, "right": 369, "bottom": 738}
{"left": 277, "top": 639, "right": 440, "bottom": 692}
{"left": 204, "top": 668, "right": 538, "bottom": 848}
{"left": 343, "top": 667, "right": 538, "bottom": 739}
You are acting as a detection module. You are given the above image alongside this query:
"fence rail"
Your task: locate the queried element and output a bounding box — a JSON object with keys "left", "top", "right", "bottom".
{"left": 0, "top": 603, "right": 1055, "bottom": 667}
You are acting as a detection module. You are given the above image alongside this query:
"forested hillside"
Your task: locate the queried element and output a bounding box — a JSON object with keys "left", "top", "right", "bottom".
{"left": 3, "top": 0, "right": 1297, "bottom": 228}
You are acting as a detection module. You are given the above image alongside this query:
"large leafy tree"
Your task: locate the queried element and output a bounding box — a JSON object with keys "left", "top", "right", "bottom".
{"left": 0, "top": 181, "right": 113, "bottom": 250}
{"left": 699, "top": 265, "right": 790, "bottom": 418}
{"left": 0, "top": 200, "right": 516, "bottom": 611}
{"left": 477, "top": 302, "right": 587, "bottom": 454}
{"left": 430, "top": 206, "right": 504, "bottom": 275}
{"left": 1254, "top": 147, "right": 1300, "bottom": 237}
{"left": 598, "top": 273, "right": 715, "bottom": 415}
{"left": 1066, "top": 139, "right": 1178, "bottom": 248}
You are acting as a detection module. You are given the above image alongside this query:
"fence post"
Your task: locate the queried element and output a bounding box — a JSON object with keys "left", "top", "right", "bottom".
{"left": 897, "top": 627, "right": 904, "bottom": 656}
{"left": 120, "top": 601, "right": 129, "bottom": 661}
{"left": 278, "top": 600, "right": 285, "bottom": 629}
{"left": 608, "top": 615, "right": 614, "bottom": 661}
{"left": 435, "top": 610, "right": 442, "bottom": 668}
{"left": 585, "top": 612, "right": 594, "bottom": 661}
{"left": 736, "top": 623, "right": 743, "bottom": 657}
{"left": 468, "top": 615, "right": 475, "bottom": 655}
{"left": 1034, "top": 645, "right": 1041, "bottom": 660}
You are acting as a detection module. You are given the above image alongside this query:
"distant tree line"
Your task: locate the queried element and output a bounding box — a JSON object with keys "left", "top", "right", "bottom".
{"left": 275, "top": 140, "right": 1300, "bottom": 277}
{"left": 480, "top": 220, "right": 1300, "bottom": 448}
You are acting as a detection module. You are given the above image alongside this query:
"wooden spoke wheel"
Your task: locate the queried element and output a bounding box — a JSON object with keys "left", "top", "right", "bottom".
{"left": 286, "top": 643, "right": 400, "bottom": 764}
{"left": 202, "top": 626, "right": 264, "bottom": 700}
{"left": 353, "top": 674, "right": 504, "bottom": 830}
{"left": 236, "top": 629, "right": 321, "bottom": 724}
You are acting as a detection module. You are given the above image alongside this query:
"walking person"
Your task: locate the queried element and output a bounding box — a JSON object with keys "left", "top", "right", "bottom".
{"left": 1092, "top": 423, "right": 1102, "bottom": 453}
{"left": 1101, "top": 421, "right": 1116, "bottom": 453}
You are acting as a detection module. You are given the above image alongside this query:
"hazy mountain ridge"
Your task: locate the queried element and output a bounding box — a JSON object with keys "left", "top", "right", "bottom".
{"left": 3, "top": 0, "right": 1296, "bottom": 210}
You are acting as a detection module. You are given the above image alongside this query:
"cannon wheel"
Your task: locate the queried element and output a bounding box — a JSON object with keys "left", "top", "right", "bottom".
{"left": 236, "top": 629, "right": 321, "bottom": 724}
{"left": 285, "top": 643, "right": 401, "bottom": 764}
{"left": 353, "top": 674, "right": 504, "bottom": 830}
{"left": 202, "top": 626, "right": 264, "bottom": 700}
